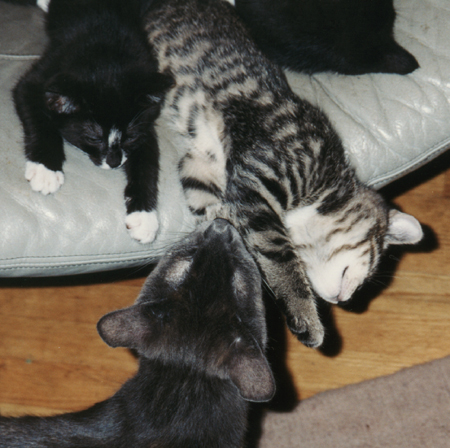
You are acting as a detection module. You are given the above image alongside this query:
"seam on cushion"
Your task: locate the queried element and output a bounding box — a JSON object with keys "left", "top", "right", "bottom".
{"left": 0, "top": 258, "right": 159, "bottom": 271}
{"left": 0, "top": 228, "right": 190, "bottom": 262}
{"left": 303, "top": 76, "right": 450, "bottom": 190}
{"left": 0, "top": 54, "right": 40, "bottom": 60}
{"left": 310, "top": 76, "right": 388, "bottom": 148}
{"left": 0, "top": 249, "right": 169, "bottom": 262}
{"left": 368, "top": 138, "right": 450, "bottom": 189}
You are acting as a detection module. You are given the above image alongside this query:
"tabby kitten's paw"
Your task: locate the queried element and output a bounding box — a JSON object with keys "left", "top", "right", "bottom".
{"left": 126, "top": 211, "right": 159, "bottom": 244}
{"left": 25, "top": 161, "right": 64, "bottom": 195}
{"left": 286, "top": 312, "right": 324, "bottom": 348}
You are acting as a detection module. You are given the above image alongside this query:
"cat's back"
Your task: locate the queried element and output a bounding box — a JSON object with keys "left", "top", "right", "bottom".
{"left": 41, "top": 0, "right": 155, "bottom": 83}
{"left": 46, "top": 0, "right": 145, "bottom": 47}
{"left": 146, "top": 0, "right": 286, "bottom": 91}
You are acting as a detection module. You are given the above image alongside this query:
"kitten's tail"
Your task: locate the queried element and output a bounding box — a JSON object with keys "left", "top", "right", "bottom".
{"left": 0, "top": 399, "right": 123, "bottom": 448}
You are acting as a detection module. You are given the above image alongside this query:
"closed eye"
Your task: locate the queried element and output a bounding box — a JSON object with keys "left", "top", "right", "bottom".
{"left": 85, "top": 136, "right": 103, "bottom": 145}
{"left": 124, "top": 134, "right": 142, "bottom": 145}
{"left": 342, "top": 266, "right": 349, "bottom": 278}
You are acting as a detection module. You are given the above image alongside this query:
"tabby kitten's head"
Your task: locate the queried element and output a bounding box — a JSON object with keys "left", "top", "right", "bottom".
{"left": 98, "top": 219, "right": 275, "bottom": 402}
{"left": 286, "top": 188, "right": 423, "bottom": 304}
{"left": 44, "top": 70, "right": 173, "bottom": 169}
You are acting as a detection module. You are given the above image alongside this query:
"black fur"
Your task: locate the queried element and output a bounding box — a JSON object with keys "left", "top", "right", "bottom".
{"left": 2, "top": 0, "right": 37, "bottom": 5}
{"left": 13, "top": 0, "right": 173, "bottom": 215}
{"left": 0, "top": 219, "right": 275, "bottom": 448}
{"left": 234, "top": 0, "right": 419, "bottom": 75}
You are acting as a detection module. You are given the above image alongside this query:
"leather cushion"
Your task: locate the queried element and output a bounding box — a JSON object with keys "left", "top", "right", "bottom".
{"left": 0, "top": 0, "right": 448, "bottom": 277}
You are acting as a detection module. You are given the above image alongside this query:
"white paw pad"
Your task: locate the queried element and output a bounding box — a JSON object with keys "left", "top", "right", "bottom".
{"left": 25, "top": 161, "right": 64, "bottom": 195}
{"left": 125, "top": 211, "right": 159, "bottom": 244}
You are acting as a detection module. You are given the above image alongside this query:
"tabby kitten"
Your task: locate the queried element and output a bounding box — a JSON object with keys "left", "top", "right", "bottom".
{"left": 14, "top": 0, "right": 173, "bottom": 243}
{"left": 144, "top": 0, "right": 423, "bottom": 347}
{"left": 0, "top": 219, "right": 275, "bottom": 448}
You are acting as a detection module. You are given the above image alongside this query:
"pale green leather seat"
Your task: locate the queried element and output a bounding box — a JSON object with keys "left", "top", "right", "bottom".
{"left": 1, "top": 0, "right": 448, "bottom": 277}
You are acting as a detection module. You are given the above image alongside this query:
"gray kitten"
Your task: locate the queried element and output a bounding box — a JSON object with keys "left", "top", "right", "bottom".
{"left": 0, "top": 219, "right": 274, "bottom": 448}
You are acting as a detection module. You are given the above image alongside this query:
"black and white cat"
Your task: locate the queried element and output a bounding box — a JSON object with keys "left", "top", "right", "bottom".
{"left": 231, "top": 0, "right": 419, "bottom": 75}
{"left": 13, "top": 0, "right": 173, "bottom": 243}
{"left": 0, "top": 219, "right": 275, "bottom": 448}
{"left": 144, "top": 0, "right": 423, "bottom": 347}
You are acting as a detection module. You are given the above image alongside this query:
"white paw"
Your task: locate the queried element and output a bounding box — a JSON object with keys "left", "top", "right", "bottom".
{"left": 25, "top": 161, "right": 64, "bottom": 195}
{"left": 37, "top": 0, "right": 50, "bottom": 12}
{"left": 125, "top": 211, "right": 159, "bottom": 244}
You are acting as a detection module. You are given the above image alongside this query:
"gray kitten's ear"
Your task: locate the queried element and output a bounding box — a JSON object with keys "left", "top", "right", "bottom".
{"left": 386, "top": 210, "right": 423, "bottom": 245}
{"left": 227, "top": 344, "right": 276, "bottom": 403}
{"left": 45, "top": 91, "right": 80, "bottom": 114}
{"left": 97, "top": 305, "right": 148, "bottom": 349}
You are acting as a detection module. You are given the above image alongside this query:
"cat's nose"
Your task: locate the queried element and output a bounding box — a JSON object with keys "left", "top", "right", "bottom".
{"left": 206, "top": 218, "right": 231, "bottom": 235}
{"left": 105, "top": 149, "right": 125, "bottom": 169}
{"left": 205, "top": 218, "right": 236, "bottom": 242}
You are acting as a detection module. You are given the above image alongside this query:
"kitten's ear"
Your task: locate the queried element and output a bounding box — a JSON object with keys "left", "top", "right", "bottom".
{"left": 44, "top": 91, "right": 80, "bottom": 114}
{"left": 44, "top": 74, "right": 82, "bottom": 114}
{"left": 227, "top": 343, "right": 276, "bottom": 402}
{"left": 97, "top": 305, "right": 149, "bottom": 349}
{"left": 386, "top": 209, "right": 423, "bottom": 245}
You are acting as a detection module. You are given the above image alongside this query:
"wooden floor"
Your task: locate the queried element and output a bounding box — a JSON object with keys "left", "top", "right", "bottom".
{"left": 0, "top": 151, "right": 449, "bottom": 417}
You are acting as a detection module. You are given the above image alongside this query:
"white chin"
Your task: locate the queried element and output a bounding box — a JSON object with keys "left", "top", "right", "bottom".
{"left": 312, "top": 283, "right": 356, "bottom": 304}
{"left": 100, "top": 160, "right": 112, "bottom": 170}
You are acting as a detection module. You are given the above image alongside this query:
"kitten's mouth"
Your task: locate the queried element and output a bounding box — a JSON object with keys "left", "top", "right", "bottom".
{"left": 329, "top": 282, "right": 358, "bottom": 304}
{"left": 313, "top": 275, "right": 358, "bottom": 304}
{"left": 100, "top": 160, "right": 113, "bottom": 170}
{"left": 100, "top": 154, "right": 127, "bottom": 170}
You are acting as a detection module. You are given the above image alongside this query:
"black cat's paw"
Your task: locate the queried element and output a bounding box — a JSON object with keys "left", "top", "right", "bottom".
{"left": 286, "top": 314, "right": 324, "bottom": 348}
{"left": 25, "top": 161, "right": 64, "bottom": 195}
{"left": 125, "top": 211, "right": 159, "bottom": 244}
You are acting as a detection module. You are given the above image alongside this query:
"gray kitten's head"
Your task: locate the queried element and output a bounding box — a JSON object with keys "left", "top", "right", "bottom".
{"left": 285, "top": 188, "right": 423, "bottom": 304}
{"left": 98, "top": 219, "right": 275, "bottom": 402}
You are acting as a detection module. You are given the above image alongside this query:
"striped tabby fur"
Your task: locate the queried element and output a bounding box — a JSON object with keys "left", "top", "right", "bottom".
{"left": 145, "top": 0, "right": 423, "bottom": 347}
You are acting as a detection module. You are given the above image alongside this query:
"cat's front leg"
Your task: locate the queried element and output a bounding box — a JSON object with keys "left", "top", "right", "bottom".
{"left": 230, "top": 208, "right": 324, "bottom": 347}
{"left": 24, "top": 161, "right": 64, "bottom": 196}
{"left": 247, "top": 235, "right": 324, "bottom": 348}
{"left": 14, "top": 78, "right": 65, "bottom": 195}
{"left": 125, "top": 211, "right": 159, "bottom": 245}
{"left": 123, "top": 136, "right": 160, "bottom": 244}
